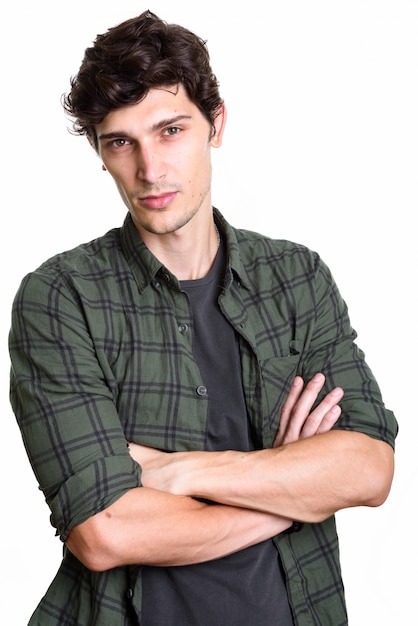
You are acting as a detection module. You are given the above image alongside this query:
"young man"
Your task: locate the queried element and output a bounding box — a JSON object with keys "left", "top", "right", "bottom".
{"left": 9, "top": 10, "right": 397, "bottom": 626}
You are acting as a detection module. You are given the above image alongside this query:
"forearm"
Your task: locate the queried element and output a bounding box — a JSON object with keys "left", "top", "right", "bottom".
{"left": 66, "top": 486, "right": 292, "bottom": 572}
{"left": 140, "top": 431, "right": 394, "bottom": 523}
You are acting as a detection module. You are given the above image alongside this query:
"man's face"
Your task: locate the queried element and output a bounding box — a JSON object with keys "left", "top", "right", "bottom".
{"left": 96, "top": 84, "right": 225, "bottom": 238}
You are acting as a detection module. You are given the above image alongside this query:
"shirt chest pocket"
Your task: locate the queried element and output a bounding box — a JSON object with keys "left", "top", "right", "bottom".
{"left": 257, "top": 350, "right": 301, "bottom": 445}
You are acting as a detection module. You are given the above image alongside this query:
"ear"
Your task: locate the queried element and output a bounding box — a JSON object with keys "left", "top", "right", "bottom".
{"left": 210, "top": 103, "right": 227, "bottom": 148}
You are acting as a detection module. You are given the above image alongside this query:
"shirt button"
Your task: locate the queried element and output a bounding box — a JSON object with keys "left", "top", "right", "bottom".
{"left": 127, "top": 588, "right": 133, "bottom": 599}
{"left": 178, "top": 323, "right": 189, "bottom": 334}
{"left": 290, "top": 521, "right": 304, "bottom": 532}
{"left": 196, "top": 385, "right": 207, "bottom": 396}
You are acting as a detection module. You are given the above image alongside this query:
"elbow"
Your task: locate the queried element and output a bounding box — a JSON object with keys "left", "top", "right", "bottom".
{"left": 292, "top": 435, "right": 395, "bottom": 524}
{"left": 369, "top": 466, "right": 394, "bottom": 508}
{"left": 363, "top": 439, "right": 395, "bottom": 508}
{"left": 66, "top": 514, "right": 116, "bottom": 572}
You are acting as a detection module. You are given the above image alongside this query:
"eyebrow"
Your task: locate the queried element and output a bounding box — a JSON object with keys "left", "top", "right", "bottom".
{"left": 98, "top": 114, "right": 193, "bottom": 142}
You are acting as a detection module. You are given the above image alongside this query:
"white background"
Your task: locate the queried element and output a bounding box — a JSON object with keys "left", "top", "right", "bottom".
{"left": 1, "top": 1, "right": 416, "bottom": 623}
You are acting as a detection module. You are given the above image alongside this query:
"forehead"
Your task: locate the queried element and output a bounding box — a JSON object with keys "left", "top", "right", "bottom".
{"left": 96, "top": 84, "right": 204, "bottom": 136}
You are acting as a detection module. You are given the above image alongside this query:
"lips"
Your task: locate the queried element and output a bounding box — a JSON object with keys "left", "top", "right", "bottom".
{"left": 139, "top": 192, "right": 178, "bottom": 210}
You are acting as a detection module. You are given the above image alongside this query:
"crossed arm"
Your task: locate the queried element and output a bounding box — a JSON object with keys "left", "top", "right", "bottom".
{"left": 66, "top": 374, "right": 394, "bottom": 572}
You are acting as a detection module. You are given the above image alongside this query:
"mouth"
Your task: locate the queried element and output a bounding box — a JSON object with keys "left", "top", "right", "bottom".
{"left": 138, "top": 191, "right": 178, "bottom": 210}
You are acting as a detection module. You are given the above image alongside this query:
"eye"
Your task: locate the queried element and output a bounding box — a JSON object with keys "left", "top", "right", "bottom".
{"left": 164, "top": 126, "right": 181, "bottom": 136}
{"left": 110, "top": 138, "right": 130, "bottom": 148}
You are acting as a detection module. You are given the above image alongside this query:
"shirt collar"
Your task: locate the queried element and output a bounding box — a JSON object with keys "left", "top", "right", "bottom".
{"left": 213, "top": 208, "right": 250, "bottom": 291}
{"left": 119, "top": 209, "right": 250, "bottom": 293}
{"left": 119, "top": 214, "right": 164, "bottom": 293}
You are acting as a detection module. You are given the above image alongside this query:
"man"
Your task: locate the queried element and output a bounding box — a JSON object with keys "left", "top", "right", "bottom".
{"left": 9, "top": 10, "right": 397, "bottom": 625}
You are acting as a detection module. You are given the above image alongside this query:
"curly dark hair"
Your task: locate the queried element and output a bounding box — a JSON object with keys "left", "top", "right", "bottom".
{"left": 62, "top": 10, "right": 223, "bottom": 150}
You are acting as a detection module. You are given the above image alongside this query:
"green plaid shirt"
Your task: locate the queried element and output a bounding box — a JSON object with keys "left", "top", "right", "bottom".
{"left": 9, "top": 209, "right": 397, "bottom": 625}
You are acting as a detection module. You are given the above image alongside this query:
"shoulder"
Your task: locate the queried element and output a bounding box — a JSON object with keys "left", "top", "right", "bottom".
{"left": 13, "top": 227, "right": 123, "bottom": 304}
{"left": 214, "top": 208, "right": 335, "bottom": 295}
{"left": 217, "top": 210, "right": 319, "bottom": 269}
{"left": 227, "top": 223, "right": 329, "bottom": 287}
{"left": 38, "top": 227, "right": 121, "bottom": 275}
{"left": 236, "top": 226, "right": 317, "bottom": 261}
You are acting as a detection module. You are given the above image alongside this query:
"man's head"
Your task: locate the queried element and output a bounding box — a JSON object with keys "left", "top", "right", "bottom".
{"left": 63, "top": 10, "right": 223, "bottom": 151}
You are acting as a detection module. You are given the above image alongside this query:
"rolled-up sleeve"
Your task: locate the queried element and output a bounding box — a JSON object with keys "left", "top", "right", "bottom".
{"left": 9, "top": 269, "right": 142, "bottom": 541}
{"left": 301, "top": 255, "right": 398, "bottom": 447}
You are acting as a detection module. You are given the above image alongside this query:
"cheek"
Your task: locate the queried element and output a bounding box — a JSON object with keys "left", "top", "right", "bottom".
{"left": 107, "top": 162, "right": 135, "bottom": 189}
{"left": 114, "top": 180, "right": 133, "bottom": 208}
{"left": 186, "top": 146, "right": 212, "bottom": 181}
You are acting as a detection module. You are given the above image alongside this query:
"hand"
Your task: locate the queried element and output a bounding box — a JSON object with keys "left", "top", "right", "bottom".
{"left": 128, "top": 441, "right": 169, "bottom": 468}
{"left": 273, "top": 373, "right": 344, "bottom": 448}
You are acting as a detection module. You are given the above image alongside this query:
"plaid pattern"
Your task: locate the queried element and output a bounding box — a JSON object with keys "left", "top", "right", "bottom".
{"left": 9, "top": 209, "right": 397, "bottom": 625}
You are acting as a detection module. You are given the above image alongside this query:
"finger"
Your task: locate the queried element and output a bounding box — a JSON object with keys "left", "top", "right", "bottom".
{"left": 299, "top": 387, "right": 344, "bottom": 439}
{"left": 280, "top": 373, "right": 327, "bottom": 443}
{"left": 290, "top": 372, "right": 327, "bottom": 420}
{"left": 315, "top": 404, "right": 342, "bottom": 434}
{"left": 278, "top": 376, "right": 305, "bottom": 428}
{"left": 273, "top": 376, "right": 305, "bottom": 446}
{"left": 127, "top": 443, "right": 166, "bottom": 466}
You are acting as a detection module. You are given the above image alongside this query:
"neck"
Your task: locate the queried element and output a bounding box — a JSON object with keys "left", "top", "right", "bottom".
{"left": 141, "top": 219, "right": 220, "bottom": 281}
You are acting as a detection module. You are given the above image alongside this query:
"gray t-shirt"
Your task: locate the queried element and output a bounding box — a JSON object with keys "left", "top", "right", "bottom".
{"left": 141, "top": 240, "right": 294, "bottom": 625}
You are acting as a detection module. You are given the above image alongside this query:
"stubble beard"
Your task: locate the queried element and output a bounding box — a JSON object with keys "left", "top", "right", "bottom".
{"left": 134, "top": 183, "right": 211, "bottom": 237}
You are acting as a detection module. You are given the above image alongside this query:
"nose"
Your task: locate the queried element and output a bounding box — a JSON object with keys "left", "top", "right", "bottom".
{"left": 136, "top": 143, "right": 166, "bottom": 183}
